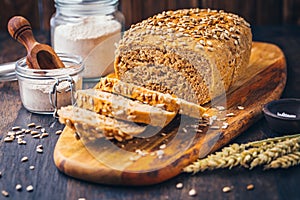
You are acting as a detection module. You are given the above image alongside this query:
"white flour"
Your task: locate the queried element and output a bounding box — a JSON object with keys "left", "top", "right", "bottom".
{"left": 20, "top": 78, "right": 82, "bottom": 113}
{"left": 53, "top": 16, "right": 121, "bottom": 78}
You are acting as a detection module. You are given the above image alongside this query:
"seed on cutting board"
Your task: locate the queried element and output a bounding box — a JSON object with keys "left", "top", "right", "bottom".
{"left": 15, "top": 184, "right": 22, "bottom": 191}
{"left": 21, "top": 156, "right": 28, "bottom": 162}
{"left": 26, "top": 185, "right": 33, "bottom": 192}
{"left": 176, "top": 182, "right": 183, "bottom": 189}
{"left": 246, "top": 184, "right": 254, "bottom": 190}
{"left": 55, "top": 130, "right": 62, "bottom": 135}
{"left": 188, "top": 189, "right": 197, "bottom": 196}
{"left": 1, "top": 190, "right": 9, "bottom": 197}
{"left": 222, "top": 186, "right": 232, "bottom": 193}
{"left": 12, "top": 126, "right": 21, "bottom": 131}
{"left": 237, "top": 106, "right": 245, "bottom": 110}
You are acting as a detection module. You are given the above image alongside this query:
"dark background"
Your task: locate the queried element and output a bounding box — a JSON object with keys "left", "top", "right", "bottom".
{"left": 0, "top": 0, "right": 300, "bottom": 31}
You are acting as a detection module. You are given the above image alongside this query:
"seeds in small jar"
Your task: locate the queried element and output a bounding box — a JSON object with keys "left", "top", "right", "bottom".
{"left": 1, "top": 190, "right": 9, "bottom": 197}
{"left": 21, "top": 156, "right": 28, "bottom": 162}
{"left": 188, "top": 188, "right": 197, "bottom": 196}
{"left": 222, "top": 186, "right": 231, "bottom": 193}
{"left": 246, "top": 184, "right": 254, "bottom": 190}
{"left": 176, "top": 182, "right": 183, "bottom": 189}
{"left": 15, "top": 184, "right": 22, "bottom": 191}
{"left": 26, "top": 185, "right": 34, "bottom": 192}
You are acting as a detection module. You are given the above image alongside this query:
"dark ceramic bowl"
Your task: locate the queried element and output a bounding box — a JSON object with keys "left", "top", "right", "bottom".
{"left": 263, "top": 98, "right": 300, "bottom": 134}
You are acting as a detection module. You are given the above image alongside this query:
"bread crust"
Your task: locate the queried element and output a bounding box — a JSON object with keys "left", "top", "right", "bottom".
{"left": 114, "top": 8, "right": 252, "bottom": 105}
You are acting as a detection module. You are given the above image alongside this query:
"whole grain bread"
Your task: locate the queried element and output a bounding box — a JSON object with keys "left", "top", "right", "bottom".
{"left": 94, "top": 77, "right": 207, "bottom": 119}
{"left": 58, "top": 106, "right": 148, "bottom": 142}
{"left": 75, "top": 89, "right": 176, "bottom": 127}
{"left": 114, "top": 8, "right": 252, "bottom": 105}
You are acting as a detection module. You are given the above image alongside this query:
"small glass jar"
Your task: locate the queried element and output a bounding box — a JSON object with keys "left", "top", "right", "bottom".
{"left": 50, "top": 0, "right": 124, "bottom": 81}
{"left": 15, "top": 53, "right": 84, "bottom": 116}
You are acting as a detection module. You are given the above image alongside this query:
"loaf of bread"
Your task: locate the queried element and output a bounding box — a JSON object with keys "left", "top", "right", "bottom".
{"left": 58, "top": 106, "right": 147, "bottom": 142}
{"left": 75, "top": 89, "right": 176, "bottom": 127}
{"left": 114, "top": 8, "right": 252, "bottom": 105}
{"left": 94, "top": 77, "right": 207, "bottom": 119}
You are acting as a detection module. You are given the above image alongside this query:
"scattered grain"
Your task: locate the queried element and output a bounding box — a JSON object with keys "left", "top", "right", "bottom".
{"left": 31, "top": 131, "right": 40, "bottom": 135}
{"left": 226, "top": 113, "right": 235, "bottom": 117}
{"left": 1, "top": 190, "right": 9, "bottom": 197}
{"left": 21, "top": 156, "right": 28, "bottom": 162}
{"left": 4, "top": 137, "right": 14, "bottom": 142}
{"left": 222, "top": 186, "right": 231, "bottom": 193}
{"left": 12, "top": 126, "right": 21, "bottom": 131}
{"left": 246, "top": 184, "right": 254, "bottom": 190}
{"left": 188, "top": 189, "right": 197, "bottom": 196}
{"left": 40, "top": 133, "right": 49, "bottom": 139}
{"left": 35, "top": 125, "right": 42, "bottom": 129}
{"left": 27, "top": 123, "right": 36, "bottom": 128}
{"left": 15, "top": 184, "right": 22, "bottom": 191}
{"left": 237, "top": 106, "right": 244, "bottom": 110}
{"left": 29, "top": 166, "right": 35, "bottom": 170}
{"left": 26, "top": 185, "right": 34, "bottom": 192}
{"left": 55, "top": 130, "right": 62, "bottom": 135}
{"left": 41, "top": 128, "right": 46, "bottom": 133}
{"left": 176, "top": 182, "right": 183, "bottom": 189}
{"left": 160, "top": 144, "right": 167, "bottom": 149}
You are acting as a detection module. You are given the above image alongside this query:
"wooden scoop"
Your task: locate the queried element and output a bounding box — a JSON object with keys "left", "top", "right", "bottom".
{"left": 7, "top": 16, "right": 65, "bottom": 70}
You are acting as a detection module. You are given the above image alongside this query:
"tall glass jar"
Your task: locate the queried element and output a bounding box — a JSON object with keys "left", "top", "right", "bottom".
{"left": 50, "top": 0, "right": 124, "bottom": 81}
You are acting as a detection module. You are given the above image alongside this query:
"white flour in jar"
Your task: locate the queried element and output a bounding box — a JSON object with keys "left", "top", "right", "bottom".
{"left": 53, "top": 16, "right": 121, "bottom": 78}
{"left": 20, "top": 77, "right": 82, "bottom": 113}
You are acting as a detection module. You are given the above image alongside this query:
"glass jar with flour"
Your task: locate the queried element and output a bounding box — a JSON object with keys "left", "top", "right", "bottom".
{"left": 50, "top": 0, "right": 124, "bottom": 81}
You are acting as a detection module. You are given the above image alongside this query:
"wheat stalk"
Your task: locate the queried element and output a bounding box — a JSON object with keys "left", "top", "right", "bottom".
{"left": 183, "top": 134, "right": 300, "bottom": 173}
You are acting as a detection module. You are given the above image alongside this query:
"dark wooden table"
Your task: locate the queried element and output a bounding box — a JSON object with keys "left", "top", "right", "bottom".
{"left": 0, "top": 26, "right": 299, "bottom": 200}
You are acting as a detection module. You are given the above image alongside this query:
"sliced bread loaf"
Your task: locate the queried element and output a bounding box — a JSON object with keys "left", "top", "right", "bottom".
{"left": 75, "top": 89, "right": 176, "bottom": 127}
{"left": 94, "top": 77, "right": 207, "bottom": 119}
{"left": 114, "top": 8, "right": 252, "bottom": 105}
{"left": 58, "top": 106, "right": 147, "bottom": 142}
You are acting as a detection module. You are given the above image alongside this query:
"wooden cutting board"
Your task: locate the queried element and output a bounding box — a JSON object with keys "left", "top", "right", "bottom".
{"left": 53, "top": 42, "right": 286, "bottom": 186}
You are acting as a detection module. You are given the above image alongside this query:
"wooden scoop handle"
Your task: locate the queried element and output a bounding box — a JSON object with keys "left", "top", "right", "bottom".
{"left": 7, "top": 16, "right": 37, "bottom": 53}
{"left": 7, "top": 16, "right": 65, "bottom": 70}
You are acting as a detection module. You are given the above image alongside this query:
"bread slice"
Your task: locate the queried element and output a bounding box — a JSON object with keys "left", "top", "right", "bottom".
{"left": 58, "top": 106, "right": 148, "bottom": 142}
{"left": 114, "top": 8, "right": 252, "bottom": 105}
{"left": 75, "top": 89, "right": 176, "bottom": 127}
{"left": 94, "top": 77, "right": 207, "bottom": 119}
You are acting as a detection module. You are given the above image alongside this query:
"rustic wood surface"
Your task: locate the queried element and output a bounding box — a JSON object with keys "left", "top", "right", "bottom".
{"left": 53, "top": 42, "right": 286, "bottom": 186}
{"left": 0, "top": 26, "right": 299, "bottom": 199}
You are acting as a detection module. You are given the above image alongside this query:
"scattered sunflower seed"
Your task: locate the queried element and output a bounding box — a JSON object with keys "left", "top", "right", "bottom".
{"left": 55, "top": 130, "right": 62, "bottom": 135}
{"left": 29, "top": 166, "right": 35, "bottom": 170}
{"left": 246, "top": 184, "right": 254, "bottom": 190}
{"left": 31, "top": 131, "right": 40, "bottom": 136}
{"left": 21, "top": 156, "right": 28, "bottom": 162}
{"left": 4, "top": 137, "right": 14, "bottom": 142}
{"left": 32, "top": 134, "right": 41, "bottom": 139}
{"left": 15, "top": 130, "right": 24, "bottom": 135}
{"left": 222, "top": 186, "right": 231, "bottom": 193}
{"left": 7, "top": 131, "right": 15, "bottom": 136}
{"left": 188, "top": 189, "right": 197, "bottom": 196}
{"left": 15, "top": 184, "right": 22, "bottom": 191}
{"left": 25, "top": 129, "right": 31, "bottom": 134}
{"left": 35, "top": 125, "right": 42, "bottom": 129}
{"left": 26, "top": 185, "right": 34, "bottom": 192}
{"left": 176, "top": 182, "right": 183, "bottom": 189}
{"left": 36, "top": 148, "right": 43, "bottom": 153}
{"left": 27, "top": 123, "right": 36, "bottom": 128}
{"left": 39, "top": 133, "right": 49, "bottom": 139}
{"left": 12, "top": 126, "right": 21, "bottom": 131}
{"left": 1, "top": 190, "right": 9, "bottom": 197}
{"left": 41, "top": 128, "right": 46, "bottom": 133}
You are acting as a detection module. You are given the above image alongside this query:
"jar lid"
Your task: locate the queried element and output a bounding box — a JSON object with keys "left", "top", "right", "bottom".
{"left": 16, "top": 53, "right": 84, "bottom": 79}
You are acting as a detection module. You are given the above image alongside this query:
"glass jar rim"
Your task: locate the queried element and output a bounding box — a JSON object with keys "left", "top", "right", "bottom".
{"left": 15, "top": 53, "right": 84, "bottom": 79}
